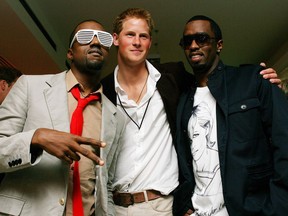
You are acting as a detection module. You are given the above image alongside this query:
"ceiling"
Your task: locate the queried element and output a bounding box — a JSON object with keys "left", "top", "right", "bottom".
{"left": 1, "top": 0, "right": 288, "bottom": 79}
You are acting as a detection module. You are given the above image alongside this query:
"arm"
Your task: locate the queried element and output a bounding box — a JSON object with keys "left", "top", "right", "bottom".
{"left": 257, "top": 71, "right": 288, "bottom": 214}
{"left": 0, "top": 75, "right": 105, "bottom": 173}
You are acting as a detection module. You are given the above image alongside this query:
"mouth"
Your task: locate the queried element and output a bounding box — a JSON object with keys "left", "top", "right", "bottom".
{"left": 88, "top": 48, "right": 103, "bottom": 57}
{"left": 189, "top": 52, "right": 203, "bottom": 62}
{"left": 131, "top": 49, "right": 142, "bottom": 55}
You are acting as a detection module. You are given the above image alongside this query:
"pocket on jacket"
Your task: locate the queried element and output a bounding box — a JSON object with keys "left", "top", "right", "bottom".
{"left": 228, "top": 98, "right": 260, "bottom": 114}
{"left": 0, "top": 194, "right": 25, "bottom": 216}
{"left": 228, "top": 98, "right": 263, "bottom": 142}
{"left": 246, "top": 162, "right": 273, "bottom": 192}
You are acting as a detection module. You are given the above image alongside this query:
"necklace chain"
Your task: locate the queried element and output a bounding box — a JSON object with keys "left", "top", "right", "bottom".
{"left": 117, "top": 94, "right": 151, "bottom": 130}
{"left": 135, "top": 74, "right": 149, "bottom": 104}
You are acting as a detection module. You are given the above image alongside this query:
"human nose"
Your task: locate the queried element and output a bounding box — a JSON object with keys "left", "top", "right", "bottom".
{"left": 90, "top": 35, "right": 101, "bottom": 46}
{"left": 188, "top": 39, "right": 199, "bottom": 49}
{"left": 132, "top": 36, "right": 141, "bottom": 46}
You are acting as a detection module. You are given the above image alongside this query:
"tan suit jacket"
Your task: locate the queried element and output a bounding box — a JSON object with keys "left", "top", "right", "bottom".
{"left": 0, "top": 71, "right": 126, "bottom": 216}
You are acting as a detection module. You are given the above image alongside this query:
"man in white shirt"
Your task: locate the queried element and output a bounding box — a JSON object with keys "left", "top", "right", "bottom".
{"left": 101, "top": 8, "right": 194, "bottom": 215}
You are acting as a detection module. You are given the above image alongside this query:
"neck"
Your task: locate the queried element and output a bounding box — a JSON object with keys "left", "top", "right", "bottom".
{"left": 117, "top": 59, "right": 148, "bottom": 86}
{"left": 117, "top": 61, "right": 149, "bottom": 104}
{"left": 71, "top": 67, "right": 101, "bottom": 94}
{"left": 194, "top": 56, "right": 220, "bottom": 87}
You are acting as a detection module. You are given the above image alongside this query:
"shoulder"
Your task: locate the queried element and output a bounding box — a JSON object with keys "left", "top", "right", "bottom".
{"left": 224, "top": 63, "right": 264, "bottom": 83}
{"left": 17, "top": 71, "right": 65, "bottom": 84}
{"left": 101, "top": 72, "right": 116, "bottom": 105}
{"left": 152, "top": 61, "right": 186, "bottom": 74}
{"left": 101, "top": 72, "right": 114, "bottom": 89}
{"left": 153, "top": 61, "right": 195, "bottom": 89}
{"left": 238, "top": 64, "right": 263, "bottom": 74}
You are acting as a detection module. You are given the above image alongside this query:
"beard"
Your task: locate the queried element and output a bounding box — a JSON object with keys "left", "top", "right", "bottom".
{"left": 86, "top": 59, "right": 104, "bottom": 71}
{"left": 190, "top": 62, "right": 209, "bottom": 75}
{"left": 74, "top": 58, "right": 104, "bottom": 75}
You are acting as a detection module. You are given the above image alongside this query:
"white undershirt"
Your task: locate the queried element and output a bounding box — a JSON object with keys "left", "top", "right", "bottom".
{"left": 188, "top": 87, "right": 228, "bottom": 216}
{"left": 112, "top": 60, "right": 179, "bottom": 195}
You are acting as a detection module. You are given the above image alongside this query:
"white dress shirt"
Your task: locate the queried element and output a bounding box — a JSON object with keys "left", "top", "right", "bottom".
{"left": 112, "top": 61, "right": 179, "bottom": 195}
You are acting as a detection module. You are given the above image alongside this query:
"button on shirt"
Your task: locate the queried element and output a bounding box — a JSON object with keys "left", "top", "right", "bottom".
{"left": 112, "top": 60, "right": 179, "bottom": 194}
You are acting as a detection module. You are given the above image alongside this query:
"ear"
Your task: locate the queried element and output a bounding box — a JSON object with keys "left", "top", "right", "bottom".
{"left": 217, "top": 39, "right": 223, "bottom": 53}
{"left": 113, "top": 33, "right": 119, "bottom": 46}
{"left": 0, "top": 80, "right": 8, "bottom": 91}
{"left": 67, "top": 48, "right": 73, "bottom": 60}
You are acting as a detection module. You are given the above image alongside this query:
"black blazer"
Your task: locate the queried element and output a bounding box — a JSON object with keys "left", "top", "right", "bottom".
{"left": 101, "top": 61, "right": 195, "bottom": 140}
{"left": 174, "top": 61, "right": 288, "bottom": 216}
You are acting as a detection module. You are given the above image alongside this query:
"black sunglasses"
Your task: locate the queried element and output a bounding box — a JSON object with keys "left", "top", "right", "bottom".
{"left": 179, "top": 33, "right": 216, "bottom": 49}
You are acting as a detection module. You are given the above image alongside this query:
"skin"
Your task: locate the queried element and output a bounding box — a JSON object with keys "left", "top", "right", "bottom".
{"left": 113, "top": 17, "right": 152, "bottom": 103}
{"left": 31, "top": 21, "right": 109, "bottom": 165}
{"left": 0, "top": 80, "right": 15, "bottom": 104}
{"left": 183, "top": 20, "right": 223, "bottom": 86}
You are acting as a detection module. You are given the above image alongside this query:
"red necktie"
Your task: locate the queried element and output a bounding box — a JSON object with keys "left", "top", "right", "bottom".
{"left": 70, "top": 86, "right": 100, "bottom": 216}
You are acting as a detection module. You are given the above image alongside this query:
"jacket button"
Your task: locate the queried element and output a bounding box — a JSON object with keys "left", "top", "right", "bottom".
{"left": 241, "top": 104, "right": 247, "bottom": 110}
{"left": 59, "top": 198, "right": 65, "bottom": 206}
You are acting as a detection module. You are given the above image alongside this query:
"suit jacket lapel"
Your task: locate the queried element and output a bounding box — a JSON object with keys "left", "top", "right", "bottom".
{"left": 101, "top": 95, "right": 118, "bottom": 165}
{"left": 43, "top": 72, "right": 70, "bottom": 133}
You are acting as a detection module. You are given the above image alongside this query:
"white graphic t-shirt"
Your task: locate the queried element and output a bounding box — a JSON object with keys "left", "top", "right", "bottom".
{"left": 187, "top": 87, "right": 228, "bottom": 216}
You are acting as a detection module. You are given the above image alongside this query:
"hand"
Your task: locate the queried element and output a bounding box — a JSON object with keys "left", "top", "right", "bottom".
{"left": 31, "top": 128, "right": 106, "bottom": 164}
{"left": 184, "top": 209, "right": 194, "bottom": 216}
{"left": 259, "top": 62, "right": 281, "bottom": 86}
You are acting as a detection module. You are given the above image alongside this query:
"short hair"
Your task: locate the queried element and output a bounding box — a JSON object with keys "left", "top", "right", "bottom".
{"left": 68, "top": 19, "right": 103, "bottom": 48}
{"left": 185, "top": 15, "right": 222, "bottom": 41}
{"left": 113, "top": 8, "right": 154, "bottom": 36}
{"left": 0, "top": 67, "right": 22, "bottom": 86}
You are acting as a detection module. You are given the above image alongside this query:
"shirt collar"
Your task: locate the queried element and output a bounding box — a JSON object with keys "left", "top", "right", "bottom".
{"left": 66, "top": 69, "right": 103, "bottom": 96}
{"left": 114, "top": 60, "right": 161, "bottom": 94}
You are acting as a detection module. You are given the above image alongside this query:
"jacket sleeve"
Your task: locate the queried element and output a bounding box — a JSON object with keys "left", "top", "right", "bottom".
{"left": 256, "top": 69, "right": 288, "bottom": 214}
{"left": 0, "top": 76, "right": 42, "bottom": 173}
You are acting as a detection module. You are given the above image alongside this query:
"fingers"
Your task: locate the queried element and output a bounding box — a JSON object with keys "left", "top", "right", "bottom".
{"left": 259, "top": 67, "right": 281, "bottom": 85}
{"left": 260, "top": 68, "right": 276, "bottom": 76}
{"left": 262, "top": 73, "right": 278, "bottom": 79}
{"left": 62, "top": 146, "right": 104, "bottom": 166}
{"left": 260, "top": 62, "right": 267, "bottom": 67}
{"left": 68, "top": 136, "right": 105, "bottom": 165}
{"left": 31, "top": 129, "right": 106, "bottom": 165}
{"left": 75, "top": 136, "right": 106, "bottom": 148}
{"left": 74, "top": 145, "right": 105, "bottom": 166}
{"left": 63, "top": 154, "right": 74, "bottom": 164}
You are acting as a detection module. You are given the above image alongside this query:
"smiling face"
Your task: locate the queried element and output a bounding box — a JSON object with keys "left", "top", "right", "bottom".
{"left": 183, "top": 20, "right": 223, "bottom": 75}
{"left": 67, "top": 21, "right": 110, "bottom": 75}
{"left": 113, "top": 17, "right": 152, "bottom": 67}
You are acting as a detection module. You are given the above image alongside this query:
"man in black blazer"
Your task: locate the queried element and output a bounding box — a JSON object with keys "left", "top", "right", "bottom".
{"left": 173, "top": 15, "right": 288, "bottom": 216}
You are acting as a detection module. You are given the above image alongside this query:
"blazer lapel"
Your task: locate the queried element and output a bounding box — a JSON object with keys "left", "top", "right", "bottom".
{"left": 100, "top": 95, "right": 118, "bottom": 164}
{"left": 43, "top": 72, "right": 70, "bottom": 133}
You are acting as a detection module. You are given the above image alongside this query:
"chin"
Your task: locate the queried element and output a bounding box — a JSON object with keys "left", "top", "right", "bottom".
{"left": 190, "top": 63, "right": 208, "bottom": 74}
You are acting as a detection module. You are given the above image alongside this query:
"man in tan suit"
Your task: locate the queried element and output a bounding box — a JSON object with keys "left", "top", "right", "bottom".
{"left": 0, "top": 20, "right": 125, "bottom": 216}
